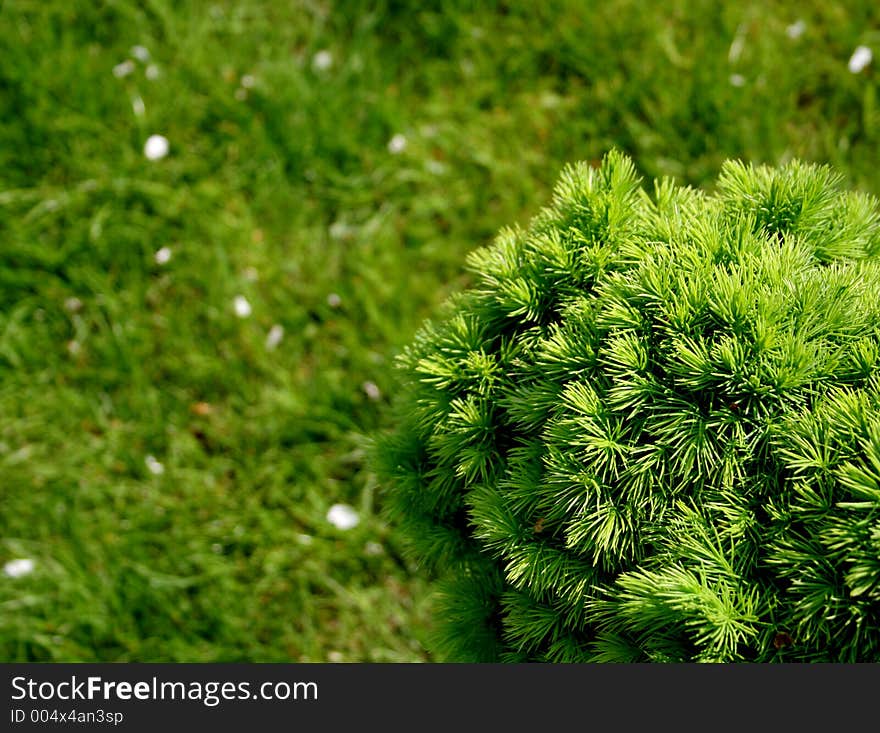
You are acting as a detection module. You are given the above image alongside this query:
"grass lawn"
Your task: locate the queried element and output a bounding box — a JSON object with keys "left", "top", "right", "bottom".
{"left": 1, "top": 0, "right": 878, "bottom": 661}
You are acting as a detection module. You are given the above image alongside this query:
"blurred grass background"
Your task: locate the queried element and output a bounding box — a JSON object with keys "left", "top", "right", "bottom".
{"left": 1, "top": 0, "right": 878, "bottom": 661}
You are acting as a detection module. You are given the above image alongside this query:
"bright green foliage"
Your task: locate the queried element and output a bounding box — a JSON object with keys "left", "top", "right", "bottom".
{"left": 5, "top": 0, "right": 880, "bottom": 663}
{"left": 379, "top": 151, "right": 880, "bottom": 662}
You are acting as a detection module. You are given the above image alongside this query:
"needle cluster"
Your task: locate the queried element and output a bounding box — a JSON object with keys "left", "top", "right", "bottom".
{"left": 378, "top": 151, "right": 880, "bottom": 662}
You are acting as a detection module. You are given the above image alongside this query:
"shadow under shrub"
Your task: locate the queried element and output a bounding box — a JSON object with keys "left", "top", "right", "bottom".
{"left": 377, "top": 150, "right": 880, "bottom": 662}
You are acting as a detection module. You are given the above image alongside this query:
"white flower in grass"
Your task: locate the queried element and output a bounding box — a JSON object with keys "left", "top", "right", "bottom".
{"left": 362, "top": 381, "right": 381, "bottom": 401}
{"left": 312, "top": 49, "right": 333, "bottom": 71}
{"left": 144, "top": 134, "right": 169, "bottom": 161}
{"left": 729, "top": 74, "right": 746, "bottom": 87}
{"left": 131, "top": 45, "right": 150, "bottom": 63}
{"left": 728, "top": 33, "right": 745, "bottom": 64}
{"left": 3, "top": 558, "right": 35, "bottom": 578}
{"left": 328, "top": 221, "right": 353, "bottom": 240}
{"left": 786, "top": 20, "right": 806, "bottom": 40}
{"left": 326, "top": 503, "right": 359, "bottom": 530}
{"left": 326, "top": 293, "right": 342, "bottom": 308}
{"left": 364, "top": 541, "right": 384, "bottom": 556}
{"left": 145, "top": 64, "right": 160, "bottom": 80}
{"left": 425, "top": 159, "right": 446, "bottom": 175}
{"left": 64, "top": 297, "right": 83, "bottom": 313}
{"left": 265, "top": 324, "right": 284, "bottom": 350}
{"left": 387, "top": 133, "right": 407, "bottom": 154}
{"left": 145, "top": 455, "right": 165, "bottom": 475}
{"left": 241, "top": 74, "right": 256, "bottom": 89}
{"left": 233, "top": 295, "right": 252, "bottom": 318}
{"left": 849, "top": 45, "right": 872, "bottom": 73}
{"left": 154, "top": 246, "right": 172, "bottom": 265}
{"left": 113, "top": 60, "right": 135, "bottom": 78}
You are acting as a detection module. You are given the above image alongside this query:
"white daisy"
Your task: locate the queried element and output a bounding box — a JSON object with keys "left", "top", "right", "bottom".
{"left": 154, "top": 247, "right": 172, "bottom": 265}
{"left": 362, "top": 381, "right": 381, "bottom": 401}
{"left": 64, "top": 297, "right": 83, "bottom": 313}
{"left": 387, "top": 133, "right": 407, "bottom": 154}
{"left": 326, "top": 503, "right": 359, "bottom": 530}
{"left": 145, "top": 455, "right": 165, "bottom": 475}
{"left": 3, "top": 558, "right": 35, "bottom": 578}
{"left": 425, "top": 159, "right": 446, "bottom": 175}
{"left": 265, "top": 324, "right": 284, "bottom": 350}
{"left": 786, "top": 20, "right": 806, "bottom": 40}
{"left": 131, "top": 45, "right": 150, "bottom": 63}
{"left": 233, "top": 295, "right": 252, "bottom": 318}
{"left": 849, "top": 45, "right": 872, "bottom": 74}
{"left": 312, "top": 50, "right": 333, "bottom": 71}
{"left": 329, "top": 221, "right": 353, "bottom": 240}
{"left": 113, "top": 60, "right": 135, "bottom": 78}
{"left": 728, "top": 33, "right": 745, "bottom": 63}
{"left": 364, "top": 541, "right": 384, "bottom": 556}
{"left": 144, "top": 134, "right": 169, "bottom": 161}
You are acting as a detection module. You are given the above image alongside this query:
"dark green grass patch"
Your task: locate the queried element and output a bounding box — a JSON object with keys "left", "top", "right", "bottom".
{"left": 1, "top": 0, "right": 878, "bottom": 660}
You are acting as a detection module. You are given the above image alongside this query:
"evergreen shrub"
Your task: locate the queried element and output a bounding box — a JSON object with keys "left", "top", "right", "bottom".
{"left": 378, "top": 151, "right": 880, "bottom": 662}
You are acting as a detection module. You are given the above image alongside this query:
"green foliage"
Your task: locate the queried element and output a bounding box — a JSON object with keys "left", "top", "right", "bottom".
{"left": 3, "top": 0, "right": 880, "bottom": 662}
{"left": 379, "top": 151, "right": 880, "bottom": 662}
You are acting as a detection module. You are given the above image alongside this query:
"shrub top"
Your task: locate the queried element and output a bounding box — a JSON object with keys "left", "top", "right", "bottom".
{"left": 378, "top": 151, "right": 880, "bottom": 662}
